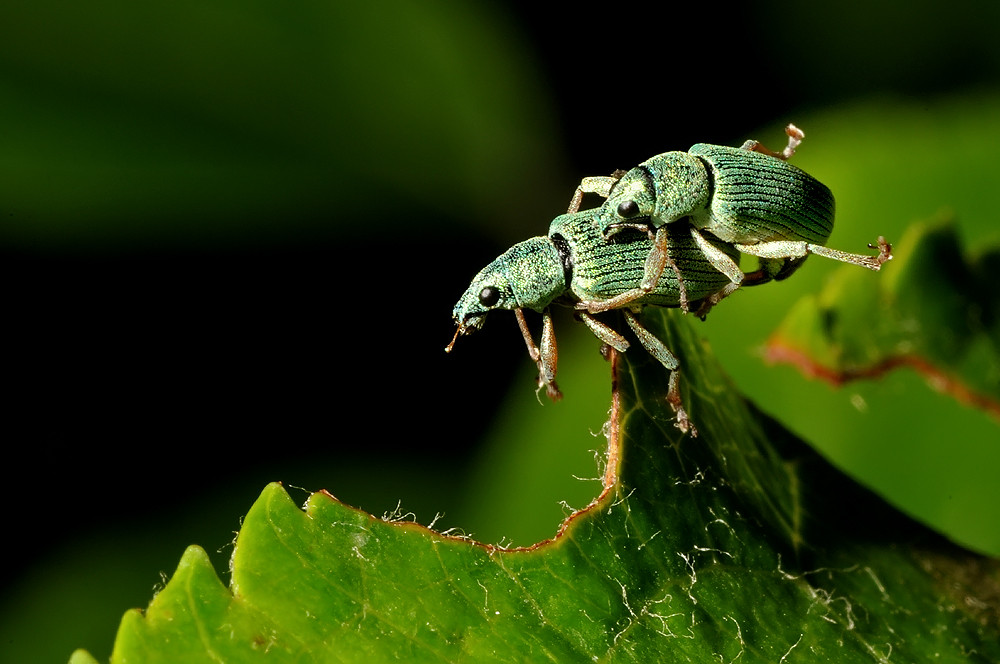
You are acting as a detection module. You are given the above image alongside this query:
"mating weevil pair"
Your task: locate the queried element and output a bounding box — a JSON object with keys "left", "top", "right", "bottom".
{"left": 447, "top": 207, "right": 741, "bottom": 432}
{"left": 447, "top": 126, "right": 892, "bottom": 434}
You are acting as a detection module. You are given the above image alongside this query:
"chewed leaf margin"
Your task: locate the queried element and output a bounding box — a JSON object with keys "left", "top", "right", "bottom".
{"left": 83, "top": 311, "right": 1000, "bottom": 663}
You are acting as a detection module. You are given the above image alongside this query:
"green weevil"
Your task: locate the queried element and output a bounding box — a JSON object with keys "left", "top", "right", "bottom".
{"left": 446, "top": 207, "right": 741, "bottom": 434}
{"left": 567, "top": 125, "right": 892, "bottom": 314}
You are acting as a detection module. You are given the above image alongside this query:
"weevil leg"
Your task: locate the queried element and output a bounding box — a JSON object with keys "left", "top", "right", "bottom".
{"left": 734, "top": 236, "right": 892, "bottom": 271}
{"left": 643, "top": 226, "right": 689, "bottom": 309}
{"left": 766, "top": 256, "right": 809, "bottom": 282}
{"left": 734, "top": 255, "right": 807, "bottom": 289}
{"left": 515, "top": 308, "right": 562, "bottom": 401}
{"left": 538, "top": 310, "right": 559, "bottom": 398}
{"left": 568, "top": 175, "right": 621, "bottom": 213}
{"left": 577, "top": 312, "right": 631, "bottom": 353}
{"left": 602, "top": 220, "right": 657, "bottom": 241}
{"left": 666, "top": 370, "right": 695, "bottom": 436}
{"left": 733, "top": 241, "right": 808, "bottom": 261}
{"left": 622, "top": 310, "right": 695, "bottom": 436}
{"left": 687, "top": 249, "right": 793, "bottom": 320}
{"left": 685, "top": 226, "right": 782, "bottom": 320}
{"left": 809, "top": 236, "right": 892, "bottom": 269}
{"left": 740, "top": 123, "right": 804, "bottom": 161}
{"left": 577, "top": 289, "right": 647, "bottom": 314}
{"left": 690, "top": 226, "right": 744, "bottom": 285}
{"left": 514, "top": 308, "right": 540, "bottom": 360}
{"left": 731, "top": 268, "right": 773, "bottom": 288}
{"left": 692, "top": 252, "right": 801, "bottom": 318}
{"left": 691, "top": 281, "right": 743, "bottom": 320}
{"left": 622, "top": 310, "right": 679, "bottom": 370}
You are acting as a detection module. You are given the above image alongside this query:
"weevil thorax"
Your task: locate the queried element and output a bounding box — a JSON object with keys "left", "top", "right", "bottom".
{"left": 451, "top": 236, "right": 566, "bottom": 336}
{"left": 604, "top": 151, "right": 710, "bottom": 228}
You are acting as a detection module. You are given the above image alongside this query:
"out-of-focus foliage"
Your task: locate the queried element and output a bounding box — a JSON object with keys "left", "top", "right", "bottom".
{"left": 767, "top": 219, "right": 1000, "bottom": 409}
{"left": 0, "top": 0, "right": 560, "bottom": 248}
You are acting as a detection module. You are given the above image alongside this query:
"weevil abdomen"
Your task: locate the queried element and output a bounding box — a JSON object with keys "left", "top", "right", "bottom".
{"left": 689, "top": 143, "right": 834, "bottom": 245}
{"left": 548, "top": 210, "right": 738, "bottom": 308}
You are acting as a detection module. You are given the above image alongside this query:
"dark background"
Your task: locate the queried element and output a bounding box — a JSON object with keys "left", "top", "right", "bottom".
{"left": 0, "top": 1, "right": 791, "bottom": 565}
{"left": 2, "top": 0, "right": 999, "bottom": 660}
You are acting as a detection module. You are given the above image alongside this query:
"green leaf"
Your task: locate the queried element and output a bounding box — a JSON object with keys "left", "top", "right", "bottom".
{"left": 767, "top": 218, "right": 1000, "bottom": 414}
{"left": 691, "top": 96, "right": 1000, "bottom": 556}
{"left": 88, "top": 311, "right": 1000, "bottom": 662}
{"left": 68, "top": 650, "right": 100, "bottom": 664}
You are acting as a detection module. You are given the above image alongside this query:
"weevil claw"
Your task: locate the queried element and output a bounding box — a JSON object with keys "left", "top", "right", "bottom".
{"left": 665, "top": 371, "right": 698, "bottom": 437}
{"left": 673, "top": 408, "right": 698, "bottom": 437}
{"left": 869, "top": 236, "right": 893, "bottom": 265}
{"left": 534, "top": 379, "right": 562, "bottom": 403}
{"left": 742, "top": 123, "right": 803, "bottom": 161}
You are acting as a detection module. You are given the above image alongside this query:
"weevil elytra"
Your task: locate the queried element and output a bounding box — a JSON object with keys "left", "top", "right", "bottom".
{"left": 568, "top": 125, "right": 892, "bottom": 315}
{"left": 446, "top": 207, "right": 740, "bottom": 434}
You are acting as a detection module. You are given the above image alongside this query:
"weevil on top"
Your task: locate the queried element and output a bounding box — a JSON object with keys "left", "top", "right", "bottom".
{"left": 447, "top": 125, "right": 892, "bottom": 434}
{"left": 568, "top": 124, "right": 892, "bottom": 316}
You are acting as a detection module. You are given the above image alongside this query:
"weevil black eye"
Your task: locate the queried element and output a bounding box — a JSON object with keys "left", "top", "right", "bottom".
{"left": 618, "top": 200, "right": 640, "bottom": 218}
{"left": 478, "top": 286, "right": 501, "bottom": 307}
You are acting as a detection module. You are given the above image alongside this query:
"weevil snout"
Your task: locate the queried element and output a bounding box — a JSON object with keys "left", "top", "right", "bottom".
{"left": 445, "top": 313, "right": 486, "bottom": 353}
{"left": 445, "top": 324, "right": 463, "bottom": 353}
{"left": 447, "top": 274, "right": 508, "bottom": 353}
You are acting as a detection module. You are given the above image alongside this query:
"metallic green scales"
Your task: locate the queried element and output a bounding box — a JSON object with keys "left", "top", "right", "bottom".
{"left": 688, "top": 143, "right": 834, "bottom": 245}
{"left": 566, "top": 125, "right": 889, "bottom": 316}
{"left": 447, "top": 126, "right": 891, "bottom": 434}
{"left": 547, "top": 208, "right": 738, "bottom": 308}
{"left": 447, "top": 206, "right": 734, "bottom": 434}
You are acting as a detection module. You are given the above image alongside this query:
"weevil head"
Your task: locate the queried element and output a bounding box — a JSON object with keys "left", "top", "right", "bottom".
{"left": 604, "top": 152, "right": 710, "bottom": 228}
{"left": 447, "top": 236, "right": 566, "bottom": 350}
{"left": 605, "top": 167, "right": 658, "bottom": 223}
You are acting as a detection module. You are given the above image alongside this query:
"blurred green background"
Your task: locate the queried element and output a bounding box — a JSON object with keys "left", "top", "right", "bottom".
{"left": 1, "top": 0, "right": 998, "bottom": 661}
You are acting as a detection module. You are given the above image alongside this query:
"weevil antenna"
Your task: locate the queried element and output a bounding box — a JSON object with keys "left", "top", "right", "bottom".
{"left": 444, "top": 325, "right": 463, "bottom": 353}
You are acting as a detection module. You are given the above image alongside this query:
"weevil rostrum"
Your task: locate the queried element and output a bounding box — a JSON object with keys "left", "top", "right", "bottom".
{"left": 446, "top": 206, "right": 741, "bottom": 434}
{"left": 568, "top": 125, "right": 892, "bottom": 315}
